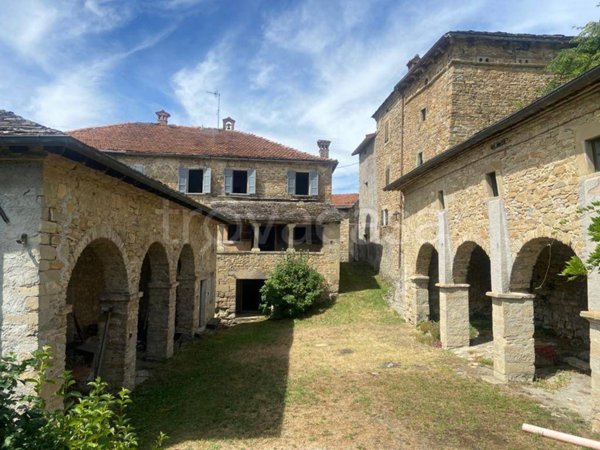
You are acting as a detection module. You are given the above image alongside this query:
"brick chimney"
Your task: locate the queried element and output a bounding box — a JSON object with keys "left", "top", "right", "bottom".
{"left": 155, "top": 110, "right": 170, "bottom": 125}
{"left": 222, "top": 117, "right": 235, "bottom": 131}
{"left": 406, "top": 54, "right": 421, "bottom": 71}
{"left": 317, "top": 139, "right": 331, "bottom": 159}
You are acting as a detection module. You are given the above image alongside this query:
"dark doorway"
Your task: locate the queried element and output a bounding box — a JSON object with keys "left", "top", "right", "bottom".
{"left": 236, "top": 279, "right": 265, "bottom": 313}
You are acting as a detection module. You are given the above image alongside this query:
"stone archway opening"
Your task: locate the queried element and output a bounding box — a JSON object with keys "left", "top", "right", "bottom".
{"left": 66, "top": 238, "right": 129, "bottom": 391}
{"left": 511, "top": 238, "right": 589, "bottom": 378}
{"left": 137, "top": 242, "right": 172, "bottom": 364}
{"left": 175, "top": 244, "right": 196, "bottom": 347}
{"left": 415, "top": 243, "right": 439, "bottom": 322}
{"left": 453, "top": 242, "right": 492, "bottom": 345}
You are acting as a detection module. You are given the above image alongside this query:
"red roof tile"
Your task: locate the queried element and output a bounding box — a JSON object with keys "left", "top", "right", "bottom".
{"left": 68, "top": 123, "right": 333, "bottom": 162}
{"left": 331, "top": 193, "right": 358, "bottom": 208}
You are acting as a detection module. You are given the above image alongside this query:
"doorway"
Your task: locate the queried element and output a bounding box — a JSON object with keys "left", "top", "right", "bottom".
{"left": 236, "top": 279, "right": 265, "bottom": 313}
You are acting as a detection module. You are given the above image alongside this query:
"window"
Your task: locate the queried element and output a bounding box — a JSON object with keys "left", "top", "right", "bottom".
{"left": 178, "top": 167, "right": 211, "bottom": 194}
{"left": 591, "top": 138, "right": 600, "bottom": 171}
{"left": 385, "top": 166, "right": 390, "bottom": 185}
{"left": 224, "top": 169, "right": 256, "bottom": 195}
{"left": 293, "top": 225, "right": 323, "bottom": 247}
{"left": 420, "top": 108, "right": 427, "bottom": 122}
{"left": 288, "top": 171, "right": 318, "bottom": 196}
{"left": 437, "top": 190, "right": 445, "bottom": 210}
{"left": 384, "top": 121, "right": 389, "bottom": 143}
{"left": 188, "top": 169, "right": 204, "bottom": 193}
{"left": 486, "top": 172, "right": 499, "bottom": 197}
{"left": 381, "top": 209, "right": 389, "bottom": 226}
{"left": 225, "top": 122, "right": 232, "bottom": 130}
{"left": 417, "top": 152, "right": 424, "bottom": 166}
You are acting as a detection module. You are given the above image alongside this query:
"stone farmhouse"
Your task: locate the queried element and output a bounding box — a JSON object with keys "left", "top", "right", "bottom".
{"left": 0, "top": 110, "right": 224, "bottom": 396}
{"left": 353, "top": 30, "right": 600, "bottom": 429}
{"left": 69, "top": 116, "right": 341, "bottom": 323}
{"left": 330, "top": 193, "right": 358, "bottom": 262}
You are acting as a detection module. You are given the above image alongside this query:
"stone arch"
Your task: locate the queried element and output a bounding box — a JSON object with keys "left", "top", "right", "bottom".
{"left": 65, "top": 238, "right": 131, "bottom": 390}
{"left": 414, "top": 243, "right": 439, "bottom": 322}
{"left": 175, "top": 244, "right": 197, "bottom": 341}
{"left": 137, "top": 242, "right": 174, "bottom": 361}
{"left": 452, "top": 241, "right": 493, "bottom": 343}
{"left": 511, "top": 237, "right": 589, "bottom": 374}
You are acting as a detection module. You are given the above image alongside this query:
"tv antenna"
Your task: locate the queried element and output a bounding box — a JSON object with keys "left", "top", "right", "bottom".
{"left": 206, "top": 90, "right": 220, "bottom": 128}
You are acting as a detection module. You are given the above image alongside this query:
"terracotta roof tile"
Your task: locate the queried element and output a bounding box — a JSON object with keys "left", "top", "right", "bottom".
{"left": 68, "top": 123, "right": 333, "bottom": 162}
{"left": 331, "top": 193, "right": 358, "bottom": 208}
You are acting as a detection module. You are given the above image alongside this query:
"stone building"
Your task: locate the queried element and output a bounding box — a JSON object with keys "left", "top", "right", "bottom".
{"left": 0, "top": 111, "right": 223, "bottom": 395}
{"left": 70, "top": 117, "right": 341, "bottom": 322}
{"left": 331, "top": 193, "right": 358, "bottom": 262}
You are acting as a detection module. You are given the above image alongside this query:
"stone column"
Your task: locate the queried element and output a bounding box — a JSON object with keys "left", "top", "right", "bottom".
{"left": 145, "top": 281, "right": 177, "bottom": 361}
{"left": 487, "top": 198, "right": 512, "bottom": 293}
{"left": 287, "top": 224, "right": 296, "bottom": 250}
{"left": 251, "top": 223, "right": 260, "bottom": 252}
{"left": 98, "top": 291, "right": 141, "bottom": 389}
{"left": 217, "top": 223, "right": 225, "bottom": 252}
{"left": 408, "top": 275, "right": 430, "bottom": 324}
{"left": 437, "top": 283, "right": 470, "bottom": 349}
{"left": 175, "top": 276, "right": 197, "bottom": 339}
{"left": 582, "top": 311, "right": 600, "bottom": 432}
{"left": 488, "top": 291, "right": 535, "bottom": 382}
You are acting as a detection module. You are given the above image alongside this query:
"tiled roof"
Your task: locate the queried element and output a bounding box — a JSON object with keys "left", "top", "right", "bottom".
{"left": 0, "top": 110, "right": 63, "bottom": 136}
{"left": 69, "top": 123, "right": 333, "bottom": 163}
{"left": 331, "top": 193, "right": 358, "bottom": 208}
{"left": 211, "top": 200, "right": 342, "bottom": 223}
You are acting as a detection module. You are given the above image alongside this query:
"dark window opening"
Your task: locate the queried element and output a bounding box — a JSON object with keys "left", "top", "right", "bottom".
{"left": 259, "top": 225, "right": 288, "bottom": 251}
{"left": 232, "top": 170, "right": 248, "bottom": 194}
{"left": 385, "top": 166, "right": 390, "bottom": 185}
{"left": 188, "top": 169, "right": 204, "bottom": 193}
{"left": 293, "top": 225, "right": 323, "bottom": 251}
{"left": 295, "top": 172, "right": 310, "bottom": 195}
{"left": 420, "top": 108, "right": 427, "bottom": 122}
{"left": 384, "top": 121, "right": 389, "bottom": 143}
{"left": 438, "top": 190, "right": 445, "bottom": 210}
{"left": 591, "top": 138, "right": 600, "bottom": 172}
{"left": 417, "top": 152, "right": 424, "bottom": 166}
{"left": 227, "top": 224, "right": 241, "bottom": 241}
{"left": 486, "top": 172, "right": 499, "bottom": 197}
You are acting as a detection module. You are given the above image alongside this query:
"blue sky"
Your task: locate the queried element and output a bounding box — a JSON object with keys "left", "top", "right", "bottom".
{"left": 0, "top": 0, "right": 597, "bottom": 193}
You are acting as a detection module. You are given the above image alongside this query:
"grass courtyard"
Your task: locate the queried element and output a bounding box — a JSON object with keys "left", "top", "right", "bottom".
{"left": 130, "top": 263, "right": 593, "bottom": 449}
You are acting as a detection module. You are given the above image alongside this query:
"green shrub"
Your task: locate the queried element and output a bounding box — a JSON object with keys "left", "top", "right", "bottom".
{"left": 0, "top": 346, "right": 165, "bottom": 449}
{"left": 416, "top": 320, "right": 441, "bottom": 347}
{"left": 260, "top": 252, "right": 326, "bottom": 319}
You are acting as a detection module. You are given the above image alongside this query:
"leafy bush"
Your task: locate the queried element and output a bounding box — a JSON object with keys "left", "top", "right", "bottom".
{"left": 0, "top": 346, "right": 165, "bottom": 449}
{"left": 416, "top": 320, "right": 441, "bottom": 347}
{"left": 260, "top": 252, "right": 326, "bottom": 319}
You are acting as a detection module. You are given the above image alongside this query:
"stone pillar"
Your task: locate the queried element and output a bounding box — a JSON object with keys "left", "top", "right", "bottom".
{"left": 252, "top": 223, "right": 260, "bottom": 252}
{"left": 287, "top": 223, "right": 296, "bottom": 250}
{"left": 145, "top": 281, "right": 177, "bottom": 361}
{"left": 408, "top": 275, "right": 430, "bottom": 324}
{"left": 175, "top": 276, "right": 197, "bottom": 339}
{"left": 437, "top": 283, "right": 470, "bottom": 349}
{"left": 98, "top": 291, "right": 140, "bottom": 389}
{"left": 582, "top": 311, "right": 600, "bottom": 432}
{"left": 488, "top": 291, "right": 535, "bottom": 382}
{"left": 487, "top": 198, "right": 512, "bottom": 293}
{"left": 437, "top": 210, "right": 452, "bottom": 284}
{"left": 217, "top": 223, "right": 225, "bottom": 252}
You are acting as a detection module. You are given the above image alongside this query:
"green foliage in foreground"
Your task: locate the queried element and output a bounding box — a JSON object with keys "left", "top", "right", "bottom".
{"left": 0, "top": 347, "right": 166, "bottom": 450}
{"left": 544, "top": 18, "right": 600, "bottom": 93}
{"left": 560, "top": 201, "right": 600, "bottom": 280}
{"left": 260, "top": 252, "right": 326, "bottom": 319}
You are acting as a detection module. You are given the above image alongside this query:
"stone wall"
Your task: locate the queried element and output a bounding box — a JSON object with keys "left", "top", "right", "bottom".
{"left": 215, "top": 222, "right": 340, "bottom": 321}
{"left": 114, "top": 154, "right": 334, "bottom": 204}
{"left": 0, "top": 151, "right": 218, "bottom": 395}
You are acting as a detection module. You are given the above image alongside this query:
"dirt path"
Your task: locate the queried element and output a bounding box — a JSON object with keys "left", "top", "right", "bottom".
{"left": 130, "top": 263, "right": 595, "bottom": 449}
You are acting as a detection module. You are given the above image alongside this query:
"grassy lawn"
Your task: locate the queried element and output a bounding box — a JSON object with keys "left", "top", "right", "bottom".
{"left": 130, "top": 263, "right": 593, "bottom": 449}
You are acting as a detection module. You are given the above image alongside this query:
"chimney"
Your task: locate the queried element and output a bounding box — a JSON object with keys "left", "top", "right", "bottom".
{"left": 406, "top": 54, "right": 421, "bottom": 71}
{"left": 222, "top": 117, "right": 235, "bottom": 131}
{"left": 155, "top": 110, "right": 170, "bottom": 125}
{"left": 317, "top": 139, "right": 331, "bottom": 159}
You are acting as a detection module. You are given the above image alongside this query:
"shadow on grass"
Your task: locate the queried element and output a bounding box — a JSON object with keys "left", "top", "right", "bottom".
{"left": 130, "top": 319, "right": 294, "bottom": 448}
{"left": 338, "top": 262, "right": 380, "bottom": 294}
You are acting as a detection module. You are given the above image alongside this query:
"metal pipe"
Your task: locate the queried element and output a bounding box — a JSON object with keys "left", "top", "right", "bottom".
{"left": 522, "top": 423, "right": 600, "bottom": 449}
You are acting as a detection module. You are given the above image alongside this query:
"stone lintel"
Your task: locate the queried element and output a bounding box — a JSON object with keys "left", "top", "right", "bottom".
{"left": 581, "top": 310, "right": 600, "bottom": 322}
{"left": 486, "top": 291, "right": 535, "bottom": 300}
{"left": 436, "top": 283, "right": 470, "bottom": 290}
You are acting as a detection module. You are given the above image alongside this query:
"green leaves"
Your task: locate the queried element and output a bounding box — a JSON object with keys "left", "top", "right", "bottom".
{"left": 260, "top": 252, "right": 326, "bottom": 319}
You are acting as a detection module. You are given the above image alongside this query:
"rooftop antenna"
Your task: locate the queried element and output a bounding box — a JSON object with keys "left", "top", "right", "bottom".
{"left": 206, "top": 90, "right": 220, "bottom": 129}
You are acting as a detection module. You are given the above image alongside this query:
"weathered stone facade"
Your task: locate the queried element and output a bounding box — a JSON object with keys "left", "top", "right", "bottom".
{"left": 1, "top": 123, "right": 220, "bottom": 398}
{"left": 389, "top": 67, "right": 600, "bottom": 427}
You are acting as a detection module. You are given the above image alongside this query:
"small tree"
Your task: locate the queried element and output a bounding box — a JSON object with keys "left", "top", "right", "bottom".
{"left": 543, "top": 17, "right": 600, "bottom": 94}
{"left": 260, "top": 252, "right": 326, "bottom": 319}
{"left": 561, "top": 202, "right": 600, "bottom": 280}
